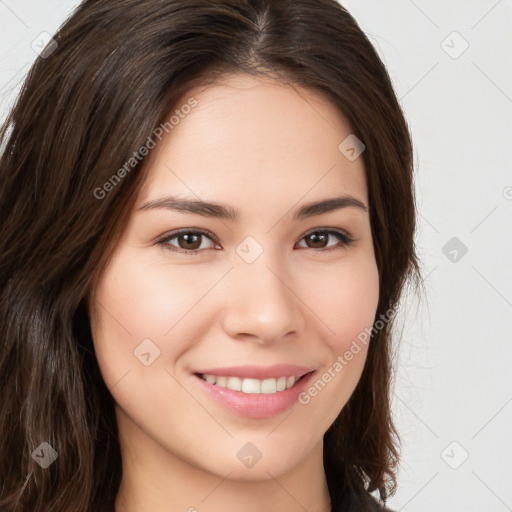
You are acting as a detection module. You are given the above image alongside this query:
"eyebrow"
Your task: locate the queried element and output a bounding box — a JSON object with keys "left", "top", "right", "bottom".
{"left": 137, "top": 194, "right": 368, "bottom": 221}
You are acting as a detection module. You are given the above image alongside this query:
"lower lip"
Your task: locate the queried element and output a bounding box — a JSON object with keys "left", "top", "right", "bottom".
{"left": 192, "top": 371, "right": 316, "bottom": 419}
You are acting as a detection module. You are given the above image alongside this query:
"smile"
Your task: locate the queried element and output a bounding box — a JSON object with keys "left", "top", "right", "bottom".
{"left": 198, "top": 373, "right": 306, "bottom": 394}
{"left": 192, "top": 368, "right": 317, "bottom": 419}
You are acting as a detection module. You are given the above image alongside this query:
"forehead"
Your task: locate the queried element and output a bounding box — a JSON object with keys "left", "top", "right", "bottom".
{"left": 136, "top": 73, "right": 367, "bottom": 214}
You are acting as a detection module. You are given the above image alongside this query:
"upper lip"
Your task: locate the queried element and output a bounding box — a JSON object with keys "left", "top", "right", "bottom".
{"left": 192, "top": 364, "right": 316, "bottom": 380}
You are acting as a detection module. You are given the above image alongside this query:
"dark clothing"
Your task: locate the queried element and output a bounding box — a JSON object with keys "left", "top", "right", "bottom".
{"left": 329, "top": 490, "right": 394, "bottom": 511}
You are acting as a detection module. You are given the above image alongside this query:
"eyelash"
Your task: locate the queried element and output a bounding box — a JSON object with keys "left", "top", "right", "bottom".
{"left": 155, "top": 228, "right": 355, "bottom": 255}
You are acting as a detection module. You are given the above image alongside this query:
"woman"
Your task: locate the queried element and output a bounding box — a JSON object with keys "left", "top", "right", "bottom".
{"left": 0, "top": 1, "right": 422, "bottom": 510}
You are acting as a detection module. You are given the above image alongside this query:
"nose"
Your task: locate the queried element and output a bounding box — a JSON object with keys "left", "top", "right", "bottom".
{"left": 221, "top": 250, "right": 306, "bottom": 345}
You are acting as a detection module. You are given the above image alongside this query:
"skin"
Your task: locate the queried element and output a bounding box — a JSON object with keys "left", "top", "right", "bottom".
{"left": 88, "top": 73, "right": 380, "bottom": 512}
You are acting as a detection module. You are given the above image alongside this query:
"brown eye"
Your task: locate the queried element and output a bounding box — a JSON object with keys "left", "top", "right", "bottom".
{"left": 176, "top": 233, "right": 203, "bottom": 251}
{"left": 157, "top": 230, "right": 218, "bottom": 254}
{"left": 305, "top": 232, "right": 329, "bottom": 249}
{"left": 297, "top": 230, "right": 353, "bottom": 251}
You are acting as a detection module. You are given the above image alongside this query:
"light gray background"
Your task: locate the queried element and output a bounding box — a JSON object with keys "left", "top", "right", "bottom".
{"left": 1, "top": 1, "right": 511, "bottom": 510}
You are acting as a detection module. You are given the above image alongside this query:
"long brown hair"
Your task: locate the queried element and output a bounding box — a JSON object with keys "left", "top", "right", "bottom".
{"left": 0, "top": 1, "right": 422, "bottom": 510}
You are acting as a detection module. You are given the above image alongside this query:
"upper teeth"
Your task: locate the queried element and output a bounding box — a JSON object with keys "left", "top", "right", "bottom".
{"left": 200, "top": 374, "right": 298, "bottom": 394}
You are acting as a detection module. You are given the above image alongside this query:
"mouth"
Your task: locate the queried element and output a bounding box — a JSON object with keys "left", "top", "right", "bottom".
{"left": 193, "top": 371, "right": 314, "bottom": 395}
{"left": 191, "top": 369, "right": 317, "bottom": 419}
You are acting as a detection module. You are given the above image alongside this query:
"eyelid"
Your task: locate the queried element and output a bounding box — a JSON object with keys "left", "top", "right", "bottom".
{"left": 155, "top": 226, "right": 355, "bottom": 255}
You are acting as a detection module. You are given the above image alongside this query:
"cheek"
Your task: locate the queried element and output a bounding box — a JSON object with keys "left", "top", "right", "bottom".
{"left": 303, "top": 253, "right": 380, "bottom": 354}
{"left": 290, "top": 253, "right": 379, "bottom": 431}
{"left": 88, "top": 248, "right": 221, "bottom": 387}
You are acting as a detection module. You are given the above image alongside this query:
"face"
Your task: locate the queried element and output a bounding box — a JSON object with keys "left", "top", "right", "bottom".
{"left": 88, "top": 73, "right": 379, "bottom": 482}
